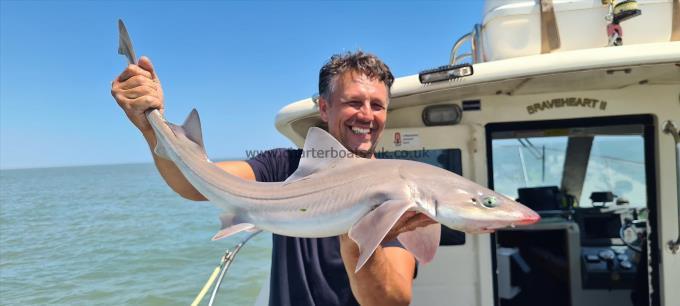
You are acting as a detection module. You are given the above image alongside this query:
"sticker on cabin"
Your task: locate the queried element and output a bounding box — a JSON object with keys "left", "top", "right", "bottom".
{"left": 526, "top": 97, "right": 608, "bottom": 115}
{"left": 393, "top": 131, "right": 420, "bottom": 148}
{"left": 393, "top": 132, "right": 402, "bottom": 146}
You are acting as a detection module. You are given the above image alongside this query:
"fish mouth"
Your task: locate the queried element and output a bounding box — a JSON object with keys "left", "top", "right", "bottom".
{"left": 478, "top": 227, "right": 497, "bottom": 233}
{"left": 477, "top": 213, "right": 541, "bottom": 232}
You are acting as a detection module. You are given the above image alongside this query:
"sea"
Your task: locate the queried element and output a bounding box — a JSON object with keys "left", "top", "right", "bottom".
{"left": 0, "top": 163, "right": 271, "bottom": 306}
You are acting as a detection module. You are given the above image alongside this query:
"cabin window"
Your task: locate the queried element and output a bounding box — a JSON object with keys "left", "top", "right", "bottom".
{"left": 491, "top": 134, "right": 646, "bottom": 209}
{"left": 491, "top": 137, "right": 567, "bottom": 201}
{"left": 580, "top": 135, "right": 645, "bottom": 208}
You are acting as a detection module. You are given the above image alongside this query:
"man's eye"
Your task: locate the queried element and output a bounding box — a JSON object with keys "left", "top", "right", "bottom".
{"left": 372, "top": 105, "right": 385, "bottom": 111}
{"left": 347, "top": 101, "right": 362, "bottom": 108}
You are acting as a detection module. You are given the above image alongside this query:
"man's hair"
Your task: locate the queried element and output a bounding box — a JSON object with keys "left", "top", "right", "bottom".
{"left": 318, "top": 51, "right": 394, "bottom": 102}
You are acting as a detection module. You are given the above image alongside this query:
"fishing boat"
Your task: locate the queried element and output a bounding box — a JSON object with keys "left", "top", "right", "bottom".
{"left": 272, "top": 0, "right": 680, "bottom": 305}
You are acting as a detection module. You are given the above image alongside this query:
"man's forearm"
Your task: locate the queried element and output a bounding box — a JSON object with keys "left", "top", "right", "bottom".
{"left": 141, "top": 129, "right": 206, "bottom": 201}
{"left": 339, "top": 234, "right": 413, "bottom": 306}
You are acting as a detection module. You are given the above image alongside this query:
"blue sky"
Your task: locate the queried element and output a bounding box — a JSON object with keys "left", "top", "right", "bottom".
{"left": 0, "top": 0, "right": 484, "bottom": 170}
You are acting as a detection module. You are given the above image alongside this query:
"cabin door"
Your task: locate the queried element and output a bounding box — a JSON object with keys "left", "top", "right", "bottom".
{"left": 486, "top": 115, "right": 660, "bottom": 306}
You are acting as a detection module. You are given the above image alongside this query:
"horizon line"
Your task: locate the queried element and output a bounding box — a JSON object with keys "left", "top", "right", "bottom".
{"left": 0, "top": 156, "right": 248, "bottom": 171}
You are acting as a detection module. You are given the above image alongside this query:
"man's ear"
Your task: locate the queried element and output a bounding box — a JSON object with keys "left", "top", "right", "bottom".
{"left": 318, "top": 97, "right": 329, "bottom": 123}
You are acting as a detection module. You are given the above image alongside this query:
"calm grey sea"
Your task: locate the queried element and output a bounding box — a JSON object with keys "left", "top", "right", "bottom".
{"left": 0, "top": 163, "right": 271, "bottom": 305}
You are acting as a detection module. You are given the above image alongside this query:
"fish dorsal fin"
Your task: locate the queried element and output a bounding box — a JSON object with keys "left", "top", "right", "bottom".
{"left": 284, "top": 127, "right": 357, "bottom": 184}
{"left": 181, "top": 109, "right": 204, "bottom": 148}
{"left": 157, "top": 109, "right": 208, "bottom": 160}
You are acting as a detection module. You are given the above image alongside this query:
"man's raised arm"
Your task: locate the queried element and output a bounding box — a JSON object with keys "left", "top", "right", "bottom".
{"left": 110, "top": 56, "right": 255, "bottom": 201}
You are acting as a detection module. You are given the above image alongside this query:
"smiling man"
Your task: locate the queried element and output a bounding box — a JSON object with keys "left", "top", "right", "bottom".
{"left": 111, "top": 51, "right": 434, "bottom": 306}
{"left": 318, "top": 59, "right": 387, "bottom": 158}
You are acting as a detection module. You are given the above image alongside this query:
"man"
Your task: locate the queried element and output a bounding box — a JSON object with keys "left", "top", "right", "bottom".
{"left": 111, "top": 51, "right": 435, "bottom": 306}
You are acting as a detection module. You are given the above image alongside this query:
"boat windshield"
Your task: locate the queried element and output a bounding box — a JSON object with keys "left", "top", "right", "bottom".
{"left": 490, "top": 126, "right": 646, "bottom": 208}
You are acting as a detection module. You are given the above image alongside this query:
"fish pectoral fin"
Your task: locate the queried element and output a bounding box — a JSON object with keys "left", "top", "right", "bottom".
{"left": 211, "top": 213, "right": 255, "bottom": 241}
{"left": 212, "top": 224, "right": 256, "bottom": 241}
{"left": 348, "top": 200, "right": 414, "bottom": 273}
{"left": 397, "top": 223, "right": 441, "bottom": 265}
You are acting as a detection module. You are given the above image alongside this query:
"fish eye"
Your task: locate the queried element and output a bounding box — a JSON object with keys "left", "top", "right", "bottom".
{"left": 481, "top": 196, "right": 498, "bottom": 208}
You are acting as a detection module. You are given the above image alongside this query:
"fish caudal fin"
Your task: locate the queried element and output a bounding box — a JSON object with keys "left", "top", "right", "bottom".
{"left": 211, "top": 213, "right": 256, "bottom": 241}
{"left": 397, "top": 223, "right": 441, "bottom": 264}
{"left": 349, "top": 200, "right": 414, "bottom": 272}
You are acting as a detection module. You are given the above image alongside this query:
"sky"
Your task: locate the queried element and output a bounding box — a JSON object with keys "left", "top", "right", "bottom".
{"left": 0, "top": 0, "right": 485, "bottom": 170}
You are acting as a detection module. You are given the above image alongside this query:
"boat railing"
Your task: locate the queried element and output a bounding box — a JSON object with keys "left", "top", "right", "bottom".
{"left": 450, "top": 23, "right": 484, "bottom": 65}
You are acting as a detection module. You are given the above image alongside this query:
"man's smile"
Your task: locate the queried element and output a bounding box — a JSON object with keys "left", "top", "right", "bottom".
{"left": 350, "top": 126, "right": 371, "bottom": 134}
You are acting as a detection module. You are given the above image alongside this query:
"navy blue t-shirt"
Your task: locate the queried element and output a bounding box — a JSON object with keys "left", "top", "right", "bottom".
{"left": 246, "top": 148, "right": 406, "bottom": 306}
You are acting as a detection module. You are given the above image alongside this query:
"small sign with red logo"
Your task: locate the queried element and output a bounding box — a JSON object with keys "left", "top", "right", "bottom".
{"left": 394, "top": 132, "right": 402, "bottom": 146}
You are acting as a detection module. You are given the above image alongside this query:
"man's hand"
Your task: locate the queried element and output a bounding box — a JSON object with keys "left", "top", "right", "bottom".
{"left": 338, "top": 211, "right": 437, "bottom": 306}
{"left": 382, "top": 211, "right": 438, "bottom": 243}
{"left": 111, "top": 56, "right": 164, "bottom": 133}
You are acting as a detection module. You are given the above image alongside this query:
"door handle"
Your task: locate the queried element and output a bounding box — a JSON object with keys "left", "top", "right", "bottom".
{"left": 663, "top": 120, "right": 680, "bottom": 254}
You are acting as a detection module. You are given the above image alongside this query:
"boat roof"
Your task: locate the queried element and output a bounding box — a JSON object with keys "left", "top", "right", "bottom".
{"left": 276, "top": 42, "right": 680, "bottom": 146}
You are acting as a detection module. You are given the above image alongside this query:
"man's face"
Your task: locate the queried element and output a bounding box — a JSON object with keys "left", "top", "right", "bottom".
{"left": 318, "top": 71, "right": 388, "bottom": 157}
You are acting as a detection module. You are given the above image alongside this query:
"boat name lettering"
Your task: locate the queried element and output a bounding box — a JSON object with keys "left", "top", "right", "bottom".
{"left": 527, "top": 97, "right": 607, "bottom": 115}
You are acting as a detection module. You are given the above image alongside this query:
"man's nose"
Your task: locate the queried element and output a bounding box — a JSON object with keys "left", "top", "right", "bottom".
{"left": 357, "top": 102, "right": 374, "bottom": 121}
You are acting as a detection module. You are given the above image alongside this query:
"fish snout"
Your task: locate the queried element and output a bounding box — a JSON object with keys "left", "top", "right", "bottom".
{"left": 517, "top": 210, "right": 541, "bottom": 225}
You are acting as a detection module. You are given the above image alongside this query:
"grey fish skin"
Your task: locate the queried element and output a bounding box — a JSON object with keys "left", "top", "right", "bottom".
{"left": 147, "top": 109, "right": 540, "bottom": 271}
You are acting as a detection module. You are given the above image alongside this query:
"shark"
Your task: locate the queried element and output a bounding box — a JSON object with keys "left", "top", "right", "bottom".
{"left": 147, "top": 109, "right": 540, "bottom": 272}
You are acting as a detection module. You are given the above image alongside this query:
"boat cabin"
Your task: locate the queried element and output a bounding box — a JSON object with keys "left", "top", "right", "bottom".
{"left": 275, "top": 1, "right": 679, "bottom": 305}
